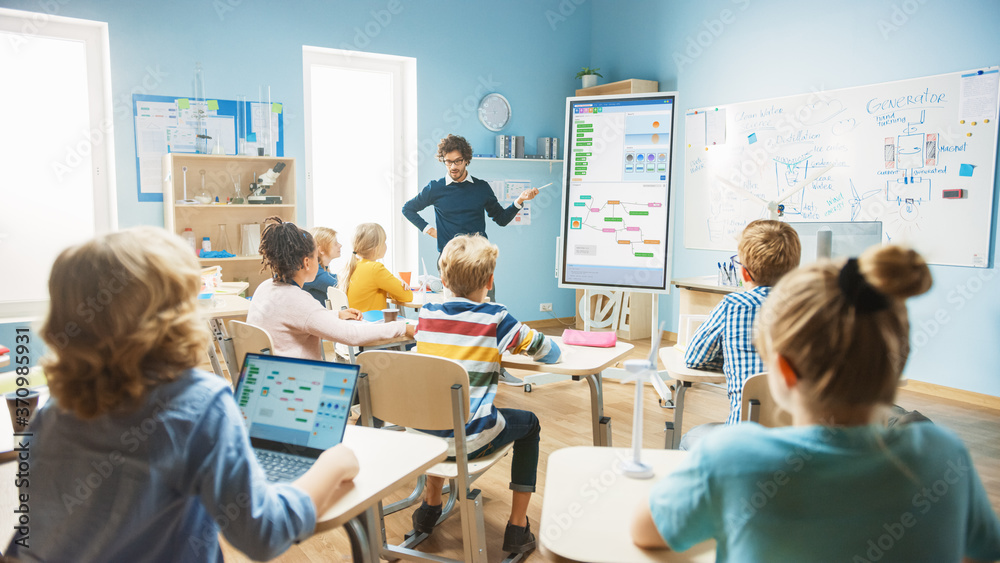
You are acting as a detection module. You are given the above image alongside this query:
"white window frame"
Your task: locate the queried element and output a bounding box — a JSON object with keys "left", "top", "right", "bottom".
{"left": 0, "top": 8, "right": 117, "bottom": 321}
{"left": 302, "top": 46, "right": 418, "bottom": 273}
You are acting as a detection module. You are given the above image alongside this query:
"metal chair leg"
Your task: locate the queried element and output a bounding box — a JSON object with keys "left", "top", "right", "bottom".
{"left": 383, "top": 475, "right": 426, "bottom": 516}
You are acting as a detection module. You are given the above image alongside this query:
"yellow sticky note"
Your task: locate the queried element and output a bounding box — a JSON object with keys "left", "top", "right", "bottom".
{"left": 177, "top": 98, "right": 190, "bottom": 109}
{"left": 271, "top": 102, "right": 282, "bottom": 114}
{"left": 207, "top": 99, "right": 219, "bottom": 111}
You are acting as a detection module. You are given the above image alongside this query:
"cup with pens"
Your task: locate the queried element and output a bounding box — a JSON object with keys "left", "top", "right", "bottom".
{"left": 718, "top": 255, "right": 743, "bottom": 288}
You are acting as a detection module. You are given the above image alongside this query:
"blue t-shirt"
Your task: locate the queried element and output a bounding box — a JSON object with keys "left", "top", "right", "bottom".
{"left": 303, "top": 263, "right": 338, "bottom": 306}
{"left": 650, "top": 422, "right": 1000, "bottom": 562}
{"left": 7, "top": 370, "right": 316, "bottom": 562}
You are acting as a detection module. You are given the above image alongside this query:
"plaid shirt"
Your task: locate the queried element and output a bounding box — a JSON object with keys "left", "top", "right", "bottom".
{"left": 684, "top": 286, "right": 770, "bottom": 424}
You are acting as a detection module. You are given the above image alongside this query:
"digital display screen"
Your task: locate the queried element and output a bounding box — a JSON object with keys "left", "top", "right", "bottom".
{"left": 561, "top": 94, "right": 676, "bottom": 290}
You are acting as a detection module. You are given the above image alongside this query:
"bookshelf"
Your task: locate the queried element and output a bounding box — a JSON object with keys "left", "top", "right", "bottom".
{"left": 162, "top": 154, "right": 297, "bottom": 295}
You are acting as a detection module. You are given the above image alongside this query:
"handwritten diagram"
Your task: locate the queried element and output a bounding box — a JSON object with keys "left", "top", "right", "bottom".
{"left": 683, "top": 68, "right": 999, "bottom": 266}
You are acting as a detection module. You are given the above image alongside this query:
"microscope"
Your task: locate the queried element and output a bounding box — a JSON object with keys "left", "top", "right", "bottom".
{"left": 247, "top": 162, "right": 286, "bottom": 204}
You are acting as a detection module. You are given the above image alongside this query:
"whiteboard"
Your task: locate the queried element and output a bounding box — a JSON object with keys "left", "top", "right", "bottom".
{"left": 683, "top": 67, "right": 1000, "bottom": 267}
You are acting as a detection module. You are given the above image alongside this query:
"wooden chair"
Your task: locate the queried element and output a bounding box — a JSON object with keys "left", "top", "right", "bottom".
{"left": 225, "top": 321, "right": 274, "bottom": 387}
{"left": 325, "top": 287, "right": 355, "bottom": 362}
{"left": 356, "top": 350, "right": 519, "bottom": 563}
{"left": 326, "top": 286, "right": 349, "bottom": 311}
{"left": 740, "top": 373, "right": 792, "bottom": 427}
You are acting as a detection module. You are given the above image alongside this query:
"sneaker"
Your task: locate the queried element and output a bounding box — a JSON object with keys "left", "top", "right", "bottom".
{"left": 411, "top": 501, "right": 442, "bottom": 534}
{"left": 499, "top": 369, "right": 523, "bottom": 386}
{"left": 502, "top": 518, "right": 536, "bottom": 554}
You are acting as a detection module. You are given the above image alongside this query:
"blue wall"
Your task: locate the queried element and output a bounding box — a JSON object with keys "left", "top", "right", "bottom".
{"left": 4, "top": 0, "right": 999, "bottom": 397}
{"left": 590, "top": 0, "right": 1000, "bottom": 396}
{"left": 0, "top": 0, "right": 589, "bottom": 349}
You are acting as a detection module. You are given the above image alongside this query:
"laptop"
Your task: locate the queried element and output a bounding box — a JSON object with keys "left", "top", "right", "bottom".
{"left": 234, "top": 353, "right": 360, "bottom": 482}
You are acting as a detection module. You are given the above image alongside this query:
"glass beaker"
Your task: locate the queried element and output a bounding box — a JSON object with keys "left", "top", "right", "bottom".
{"left": 217, "top": 224, "right": 232, "bottom": 254}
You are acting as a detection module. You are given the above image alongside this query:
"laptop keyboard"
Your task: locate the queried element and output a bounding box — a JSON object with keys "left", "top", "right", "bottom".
{"left": 255, "top": 450, "right": 314, "bottom": 482}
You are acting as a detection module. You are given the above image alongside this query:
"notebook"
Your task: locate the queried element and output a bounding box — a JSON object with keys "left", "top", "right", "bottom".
{"left": 234, "top": 353, "right": 360, "bottom": 482}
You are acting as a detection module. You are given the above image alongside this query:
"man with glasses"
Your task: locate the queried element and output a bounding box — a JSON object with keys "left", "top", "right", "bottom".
{"left": 403, "top": 134, "right": 538, "bottom": 384}
{"left": 403, "top": 134, "right": 537, "bottom": 252}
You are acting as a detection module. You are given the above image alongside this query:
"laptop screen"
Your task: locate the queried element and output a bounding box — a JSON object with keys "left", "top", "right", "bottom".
{"left": 234, "top": 353, "right": 359, "bottom": 455}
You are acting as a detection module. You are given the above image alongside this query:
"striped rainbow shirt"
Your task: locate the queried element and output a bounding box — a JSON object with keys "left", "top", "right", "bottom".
{"left": 414, "top": 298, "right": 561, "bottom": 455}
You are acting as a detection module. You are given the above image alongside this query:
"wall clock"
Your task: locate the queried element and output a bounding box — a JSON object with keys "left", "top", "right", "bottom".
{"left": 478, "top": 92, "right": 511, "bottom": 132}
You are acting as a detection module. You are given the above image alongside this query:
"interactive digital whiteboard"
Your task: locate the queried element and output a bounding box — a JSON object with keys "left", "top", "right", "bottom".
{"left": 559, "top": 92, "right": 677, "bottom": 291}
{"left": 683, "top": 67, "right": 1000, "bottom": 267}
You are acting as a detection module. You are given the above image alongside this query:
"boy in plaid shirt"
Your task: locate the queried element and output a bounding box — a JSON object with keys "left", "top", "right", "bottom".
{"left": 683, "top": 221, "right": 800, "bottom": 444}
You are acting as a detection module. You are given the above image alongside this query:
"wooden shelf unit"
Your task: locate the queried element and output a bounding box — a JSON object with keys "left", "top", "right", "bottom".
{"left": 575, "top": 78, "right": 659, "bottom": 97}
{"left": 162, "top": 154, "right": 297, "bottom": 295}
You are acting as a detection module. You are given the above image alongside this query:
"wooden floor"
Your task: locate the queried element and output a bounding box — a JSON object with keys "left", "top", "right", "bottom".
{"left": 220, "top": 329, "right": 1000, "bottom": 562}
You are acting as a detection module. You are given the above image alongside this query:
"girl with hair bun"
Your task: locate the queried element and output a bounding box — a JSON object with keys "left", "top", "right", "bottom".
{"left": 248, "top": 217, "right": 412, "bottom": 360}
{"left": 633, "top": 245, "right": 1000, "bottom": 562}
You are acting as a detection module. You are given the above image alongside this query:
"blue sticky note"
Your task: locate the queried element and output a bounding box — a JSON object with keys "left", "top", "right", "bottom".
{"left": 246, "top": 132, "right": 257, "bottom": 142}
{"left": 748, "top": 133, "right": 758, "bottom": 144}
{"left": 959, "top": 163, "right": 974, "bottom": 177}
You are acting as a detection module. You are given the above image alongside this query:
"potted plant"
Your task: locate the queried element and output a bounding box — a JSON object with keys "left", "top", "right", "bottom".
{"left": 576, "top": 67, "right": 603, "bottom": 89}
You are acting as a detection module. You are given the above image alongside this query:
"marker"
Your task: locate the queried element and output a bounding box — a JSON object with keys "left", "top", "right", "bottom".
{"left": 536, "top": 182, "right": 553, "bottom": 190}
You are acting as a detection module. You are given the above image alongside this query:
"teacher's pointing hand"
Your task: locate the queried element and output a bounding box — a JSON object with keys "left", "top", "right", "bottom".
{"left": 516, "top": 188, "right": 539, "bottom": 206}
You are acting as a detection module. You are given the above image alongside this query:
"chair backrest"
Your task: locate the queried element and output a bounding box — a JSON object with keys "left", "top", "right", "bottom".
{"left": 327, "top": 286, "right": 349, "bottom": 311}
{"left": 740, "top": 373, "right": 792, "bottom": 427}
{"left": 227, "top": 320, "right": 275, "bottom": 370}
{"left": 356, "top": 350, "right": 469, "bottom": 431}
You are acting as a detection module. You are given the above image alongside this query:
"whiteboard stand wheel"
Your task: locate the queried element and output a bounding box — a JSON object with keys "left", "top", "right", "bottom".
{"left": 524, "top": 384, "right": 532, "bottom": 393}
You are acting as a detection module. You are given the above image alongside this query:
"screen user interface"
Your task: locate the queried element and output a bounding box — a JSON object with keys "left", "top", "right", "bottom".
{"left": 236, "top": 355, "right": 357, "bottom": 450}
{"left": 563, "top": 95, "right": 674, "bottom": 289}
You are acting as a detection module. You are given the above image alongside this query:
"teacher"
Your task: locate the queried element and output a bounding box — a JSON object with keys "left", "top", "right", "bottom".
{"left": 402, "top": 134, "right": 538, "bottom": 254}
{"left": 402, "top": 134, "right": 538, "bottom": 386}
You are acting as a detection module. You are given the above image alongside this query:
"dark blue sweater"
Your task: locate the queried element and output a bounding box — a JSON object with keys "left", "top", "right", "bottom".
{"left": 402, "top": 175, "right": 521, "bottom": 252}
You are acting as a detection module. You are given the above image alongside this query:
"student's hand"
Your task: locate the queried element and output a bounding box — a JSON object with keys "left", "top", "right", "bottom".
{"left": 321, "top": 444, "right": 360, "bottom": 482}
{"left": 404, "top": 323, "right": 416, "bottom": 338}
{"left": 516, "top": 188, "right": 539, "bottom": 205}
{"left": 339, "top": 308, "right": 363, "bottom": 321}
{"left": 426, "top": 227, "right": 437, "bottom": 239}
{"left": 293, "top": 444, "right": 360, "bottom": 515}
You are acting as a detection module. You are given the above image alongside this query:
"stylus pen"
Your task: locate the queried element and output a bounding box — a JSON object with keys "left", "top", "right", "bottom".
{"left": 536, "top": 183, "right": 553, "bottom": 190}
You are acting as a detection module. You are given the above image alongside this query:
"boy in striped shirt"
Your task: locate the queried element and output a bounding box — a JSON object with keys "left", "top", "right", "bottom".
{"left": 412, "top": 234, "right": 560, "bottom": 554}
{"left": 682, "top": 220, "right": 800, "bottom": 446}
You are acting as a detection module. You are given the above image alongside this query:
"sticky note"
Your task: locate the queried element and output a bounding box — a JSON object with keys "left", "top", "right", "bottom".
{"left": 960, "top": 164, "right": 974, "bottom": 177}
{"left": 207, "top": 99, "right": 219, "bottom": 111}
{"left": 748, "top": 133, "right": 758, "bottom": 144}
{"left": 177, "top": 98, "right": 190, "bottom": 109}
{"left": 271, "top": 102, "right": 282, "bottom": 114}
{"left": 246, "top": 133, "right": 257, "bottom": 142}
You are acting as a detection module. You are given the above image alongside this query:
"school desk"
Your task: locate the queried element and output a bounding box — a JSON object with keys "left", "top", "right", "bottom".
{"left": 500, "top": 336, "right": 634, "bottom": 447}
{"left": 0, "top": 412, "right": 448, "bottom": 562}
{"left": 392, "top": 290, "right": 444, "bottom": 315}
{"left": 315, "top": 426, "right": 448, "bottom": 562}
{"left": 540, "top": 446, "right": 716, "bottom": 563}
{"left": 658, "top": 347, "right": 726, "bottom": 449}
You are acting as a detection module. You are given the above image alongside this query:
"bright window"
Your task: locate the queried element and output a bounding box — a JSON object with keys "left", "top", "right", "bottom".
{"left": 303, "top": 47, "right": 417, "bottom": 275}
{"left": 0, "top": 9, "right": 117, "bottom": 320}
